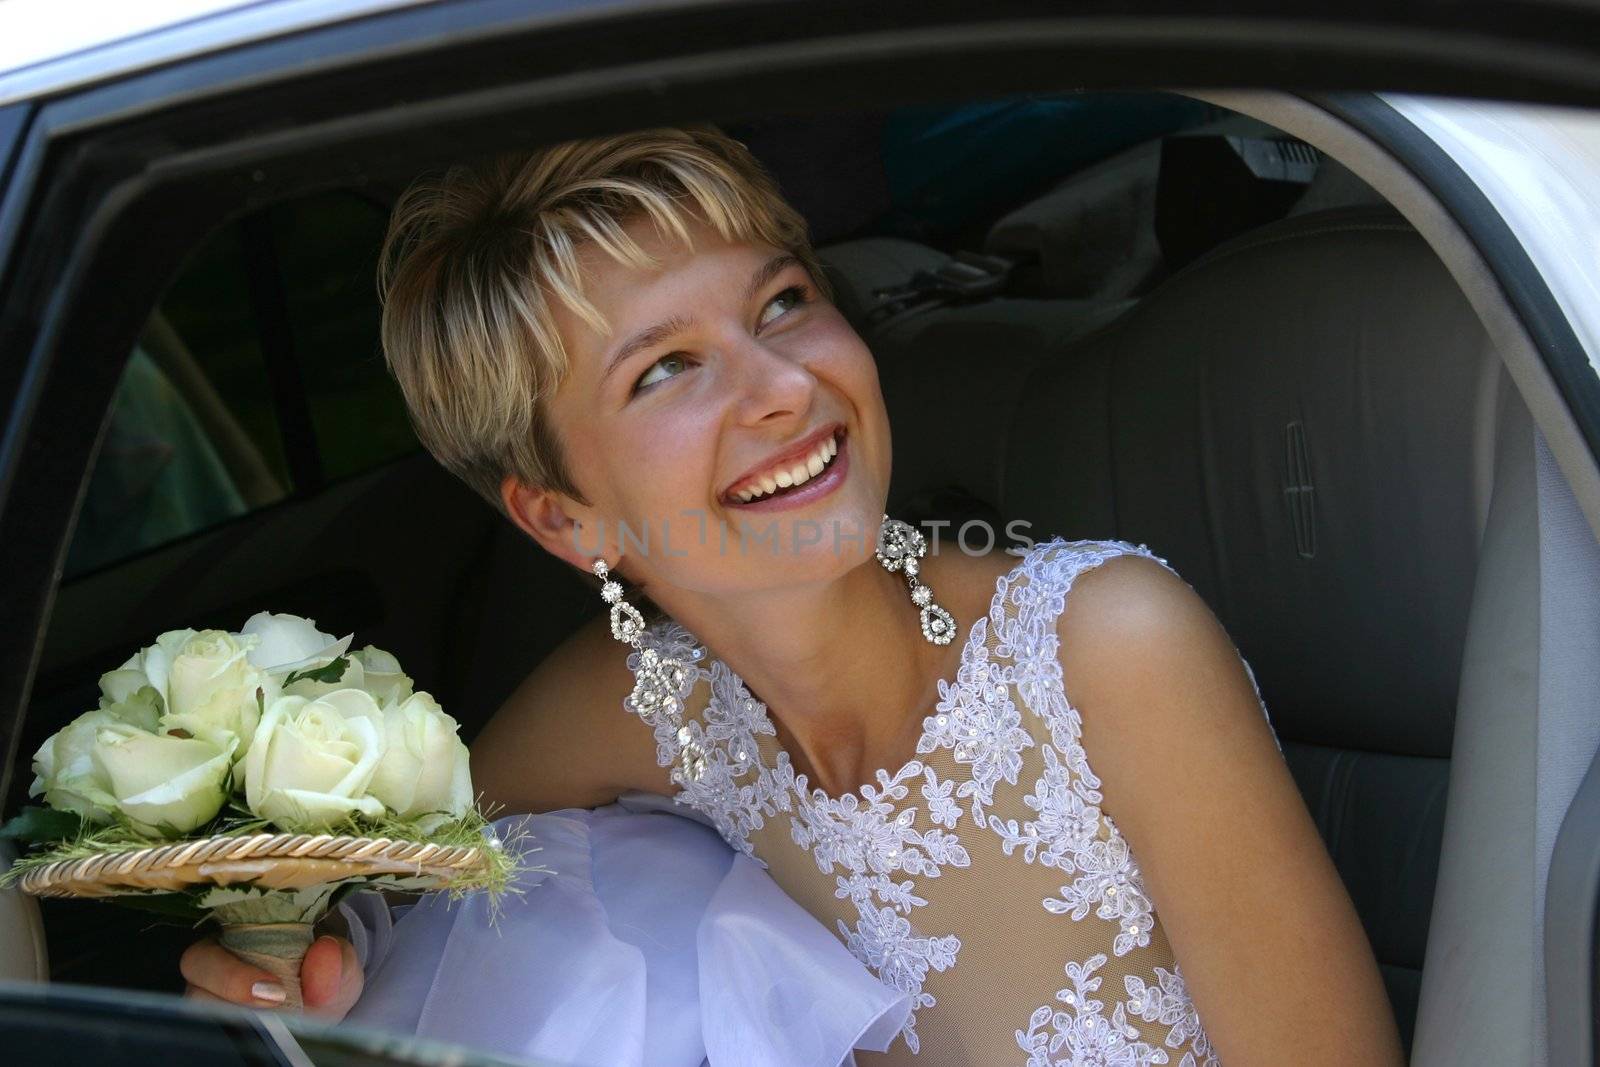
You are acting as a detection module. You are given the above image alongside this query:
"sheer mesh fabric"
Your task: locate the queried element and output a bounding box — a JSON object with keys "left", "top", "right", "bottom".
{"left": 634, "top": 540, "right": 1220, "bottom": 1065}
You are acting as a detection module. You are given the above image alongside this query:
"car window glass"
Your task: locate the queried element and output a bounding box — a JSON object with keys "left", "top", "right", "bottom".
{"left": 62, "top": 192, "right": 416, "bottom": 578}
{"left": 63, "top": 219, "right": 288, "bottom": 577}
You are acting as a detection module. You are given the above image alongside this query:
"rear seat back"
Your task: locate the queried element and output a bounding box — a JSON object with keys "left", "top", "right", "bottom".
{"left": 854, "top": 205, "right": 1500, "bottom": 1049}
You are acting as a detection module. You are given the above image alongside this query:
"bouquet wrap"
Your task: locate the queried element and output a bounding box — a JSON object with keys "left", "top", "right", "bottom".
{"left": 219, "top": 922, "right": 314, "bottom": 1009}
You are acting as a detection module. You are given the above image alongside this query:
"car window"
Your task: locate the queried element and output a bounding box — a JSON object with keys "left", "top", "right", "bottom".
{"left": 62, "top": 191, "right": 416, "bottom": 577}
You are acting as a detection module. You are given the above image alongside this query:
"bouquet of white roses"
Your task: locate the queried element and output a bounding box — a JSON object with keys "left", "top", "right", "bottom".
{"left": 1, "top": 612, "right": 516, "bottom": 1008}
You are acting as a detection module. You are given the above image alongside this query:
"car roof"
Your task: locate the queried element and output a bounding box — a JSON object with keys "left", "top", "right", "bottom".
{"left": 0, "top": 0, "right": 425, "bottom": 107}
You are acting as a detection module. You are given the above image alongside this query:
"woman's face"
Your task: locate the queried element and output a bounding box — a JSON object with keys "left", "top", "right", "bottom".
{"left": 534, "top": 214, "right": 892, "bottom": 599}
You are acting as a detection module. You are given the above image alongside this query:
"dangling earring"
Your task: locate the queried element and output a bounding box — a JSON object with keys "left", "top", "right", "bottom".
{"left": 592, "top": 558, "right": 704, "bottom": 781}
{"left": 875, "top": 516, "right": 957, "bottom": 645}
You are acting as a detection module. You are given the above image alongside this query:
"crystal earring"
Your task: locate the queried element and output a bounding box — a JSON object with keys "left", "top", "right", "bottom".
{"left": 875, "top": 516, "right": 957, "bottom": 645}
{"left": 592, "top": 558, "right": 704, "bottom": 781}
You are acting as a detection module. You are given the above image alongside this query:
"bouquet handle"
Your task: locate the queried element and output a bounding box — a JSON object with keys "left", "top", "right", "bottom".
{"left": 218, "top": 921, "right": 315, "bottom": 1011}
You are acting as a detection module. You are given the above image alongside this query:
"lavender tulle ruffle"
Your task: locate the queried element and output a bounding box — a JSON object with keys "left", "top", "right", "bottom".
{"left": 343, "top": 800, "right": 910, "bottom": 1067}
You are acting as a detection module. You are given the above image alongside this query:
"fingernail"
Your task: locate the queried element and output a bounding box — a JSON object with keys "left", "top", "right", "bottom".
{"left": 251, "top": 981, "right": 286, "bottom": 1004}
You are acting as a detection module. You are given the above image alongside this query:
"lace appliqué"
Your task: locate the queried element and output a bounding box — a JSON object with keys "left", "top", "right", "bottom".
{"left": 635, "top": 540, "right": 1223, "bottom": 1062}
{"left": 792, "top": 760, "right": 968, "bottom": 1051}
{"left": 1017, "top": 954, "right": 1174, "bottom": 1066}
{"left": 886, "top": 541, "right": 1164, "bottom": 958}
{"left": 916, "top": 615, "right": 1033, "bottom": 825}
{"left": 837, "top": 904, "right": 960, "bottom": 1054}
{"left": 1000, "top": 542, "right": 1219, "bottom": 1062}
{"left": 992, "top": 744, "right": 1156, "bottom": 954}
{"left": 631, "top": 623, "right": 793, "bottom": 858}
{"left": 1125, "top": 965, "right": 1218, "bottom": 1066}
{"left": 636, "top": 623, "right": 965, "bottom": 1052}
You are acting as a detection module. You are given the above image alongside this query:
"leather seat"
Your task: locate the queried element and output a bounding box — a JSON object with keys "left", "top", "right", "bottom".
{"left": 0, "top": 841, "right": 47, "bottom": 982}
{"left": 853, "top": 204, "right": 1501, "bottom": 1050}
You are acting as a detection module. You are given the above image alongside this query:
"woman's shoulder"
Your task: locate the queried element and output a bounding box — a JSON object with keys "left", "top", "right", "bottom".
{"left": 917, "top": 535, "right": 1181, "bottom": 645}
{"left": 1039, "top": 538, "right": 1265, "bottom": 759}
{"left": 1013, "top": 535, "right": 1176, "bottom": 589}
{"left": 941, "top": 536, "right": 1178, "bottom": 621}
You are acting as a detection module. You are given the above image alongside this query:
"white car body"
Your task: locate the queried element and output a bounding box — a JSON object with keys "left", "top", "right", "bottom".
{"left": 1, "top": 4, "right": 1598, "bottom": 1067}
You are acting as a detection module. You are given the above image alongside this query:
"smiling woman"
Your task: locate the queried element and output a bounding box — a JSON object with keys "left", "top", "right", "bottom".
{"left": 157, "top": 124, "right": 1411, "bottom": 1066}
{"left": 376, "top": 127, "right": 834, "bottom": 515}
{"left": 501, "top": 207, "right": 892, "bottom": 600}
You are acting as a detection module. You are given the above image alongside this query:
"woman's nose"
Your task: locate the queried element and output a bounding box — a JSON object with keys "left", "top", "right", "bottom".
{"left": 728, "top": 336, "right": 818, "bottom": 426}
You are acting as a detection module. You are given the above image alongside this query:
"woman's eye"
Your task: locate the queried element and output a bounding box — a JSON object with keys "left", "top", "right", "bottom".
{"left": 633, "top": 353, "right": 689, "bottom": 393}
{"left": 758, "top": 284, "right": 811, "bottom": 329}
{"left": 629, "top": 284, "right": 810, "bottom": 396}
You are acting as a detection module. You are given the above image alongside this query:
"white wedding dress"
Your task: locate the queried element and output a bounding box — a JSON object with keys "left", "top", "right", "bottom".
{"left": 347, "top": 539, "right": 1249, "bottom": 1066}
{"left": 344, "top": 794, "right": 910, "bottom": 1066}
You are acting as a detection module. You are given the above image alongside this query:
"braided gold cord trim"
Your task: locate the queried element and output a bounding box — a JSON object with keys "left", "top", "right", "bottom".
{"left": 18, "top": 833, "right": 486, "bottom": 898}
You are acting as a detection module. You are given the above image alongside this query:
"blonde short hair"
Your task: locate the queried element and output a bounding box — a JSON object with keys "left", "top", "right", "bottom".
{"left": 378, "top": 125, "right": 831, "bottom": 509}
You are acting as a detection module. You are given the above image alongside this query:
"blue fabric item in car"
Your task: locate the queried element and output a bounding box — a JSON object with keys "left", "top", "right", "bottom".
{"left": 875, "top": 93, "right": 1216, "bottom": 242}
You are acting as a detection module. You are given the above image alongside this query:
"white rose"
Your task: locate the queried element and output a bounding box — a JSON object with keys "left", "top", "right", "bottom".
{"left": 350, "top": 646, "right": 414, "bottom": 707}
{"left": 99, "top": 683, "right": 162, "bottom": 734}
{"left": 279, "top": 645, "right": 414, "bottom": 705}
{"left": 351, "top": 692, "right": 471, "bottom": 827}
{"left": 90, "top": 723, "right": 235, "bottom": 836}
{"left": 160, "top": 630, "right": 267, "bottom": 752}
{"left": 90, "top": 628, "right": 263, "bottom": 752}
{"left": 243, "top": 690, "right": 387, "bottom": 831}
{"left": 90, "top": 629, "right": 193, "bottom": 715}
{"left": 97, "top": 656, "right": 157, "bottom": 709}
{"left": 123, "top": 628, "right": 198, "bottom": 705}
{"left": 30, "top": 688, "right": 166, "bottom": 822}
{"left": 240, "top": 612, "right": 351, "bottom": 676}
{"left": 29, "top": 710, "right": 121, "bottom": 822}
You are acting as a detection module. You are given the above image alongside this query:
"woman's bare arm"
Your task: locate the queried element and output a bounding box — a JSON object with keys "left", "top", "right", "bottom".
{"left": 1061, "top": 556, "right": 1403, "bottom": 1066}
{"left": 470, "top": 611, "right": 672, "bottom": 815}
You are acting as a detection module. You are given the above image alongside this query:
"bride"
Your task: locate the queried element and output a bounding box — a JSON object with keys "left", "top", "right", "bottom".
{"left": 181, "top": 126, "right": 1402, "bottom": 1065}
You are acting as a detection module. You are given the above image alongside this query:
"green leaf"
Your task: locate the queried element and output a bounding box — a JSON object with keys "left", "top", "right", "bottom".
{"left": 0, "top": 805, "right": 87, "bottom": 844}
{"left": 282, "top": 655, "right": 351, "bottom": 689}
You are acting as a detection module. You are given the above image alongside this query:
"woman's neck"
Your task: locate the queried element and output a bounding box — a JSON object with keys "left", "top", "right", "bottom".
{"left": 654, "top": 553, "right": 963, "bottom": 797}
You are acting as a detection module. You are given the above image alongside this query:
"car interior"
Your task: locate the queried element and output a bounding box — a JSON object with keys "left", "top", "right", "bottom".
{"left": 0, "top": 88, "right": 1547, "bottom": 1058}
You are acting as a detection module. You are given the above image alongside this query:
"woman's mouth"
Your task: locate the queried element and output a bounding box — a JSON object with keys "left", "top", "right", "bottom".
{"left": 723, "top": 429, "right": 848, "bottom": 511}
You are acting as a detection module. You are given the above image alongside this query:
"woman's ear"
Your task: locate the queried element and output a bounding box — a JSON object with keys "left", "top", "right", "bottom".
{"left": 501, "top": 475, "right": 599, "bottom": 570}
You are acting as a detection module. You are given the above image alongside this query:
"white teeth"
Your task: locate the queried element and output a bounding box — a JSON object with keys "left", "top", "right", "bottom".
{"left": 732, "top": 433, "right": 842, "bottom": 503}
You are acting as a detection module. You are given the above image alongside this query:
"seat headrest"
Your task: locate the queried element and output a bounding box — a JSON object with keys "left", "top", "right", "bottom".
{"left": 1006, "top": 207, "right": 1498, "bottom": 757}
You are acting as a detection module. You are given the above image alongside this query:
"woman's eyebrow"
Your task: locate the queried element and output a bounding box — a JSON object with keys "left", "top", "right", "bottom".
{"left": 602, "top": 314, "right": 696, "bottom": 385}
{"left": 601, "top": 253, "right": 802, "bottom": 385}
{"left": 742, "top": 252, "right": 801, "bottom": 304}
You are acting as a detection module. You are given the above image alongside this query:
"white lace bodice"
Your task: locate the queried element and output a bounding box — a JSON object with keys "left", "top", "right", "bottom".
{"left": 628, "top": 538, "right": 1226, "bottom": 1066}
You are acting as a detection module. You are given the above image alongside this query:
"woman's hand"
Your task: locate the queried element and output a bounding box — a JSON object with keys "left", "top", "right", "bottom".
{"left": 180, "top": 934, "right": 363, "bottom": 1020}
